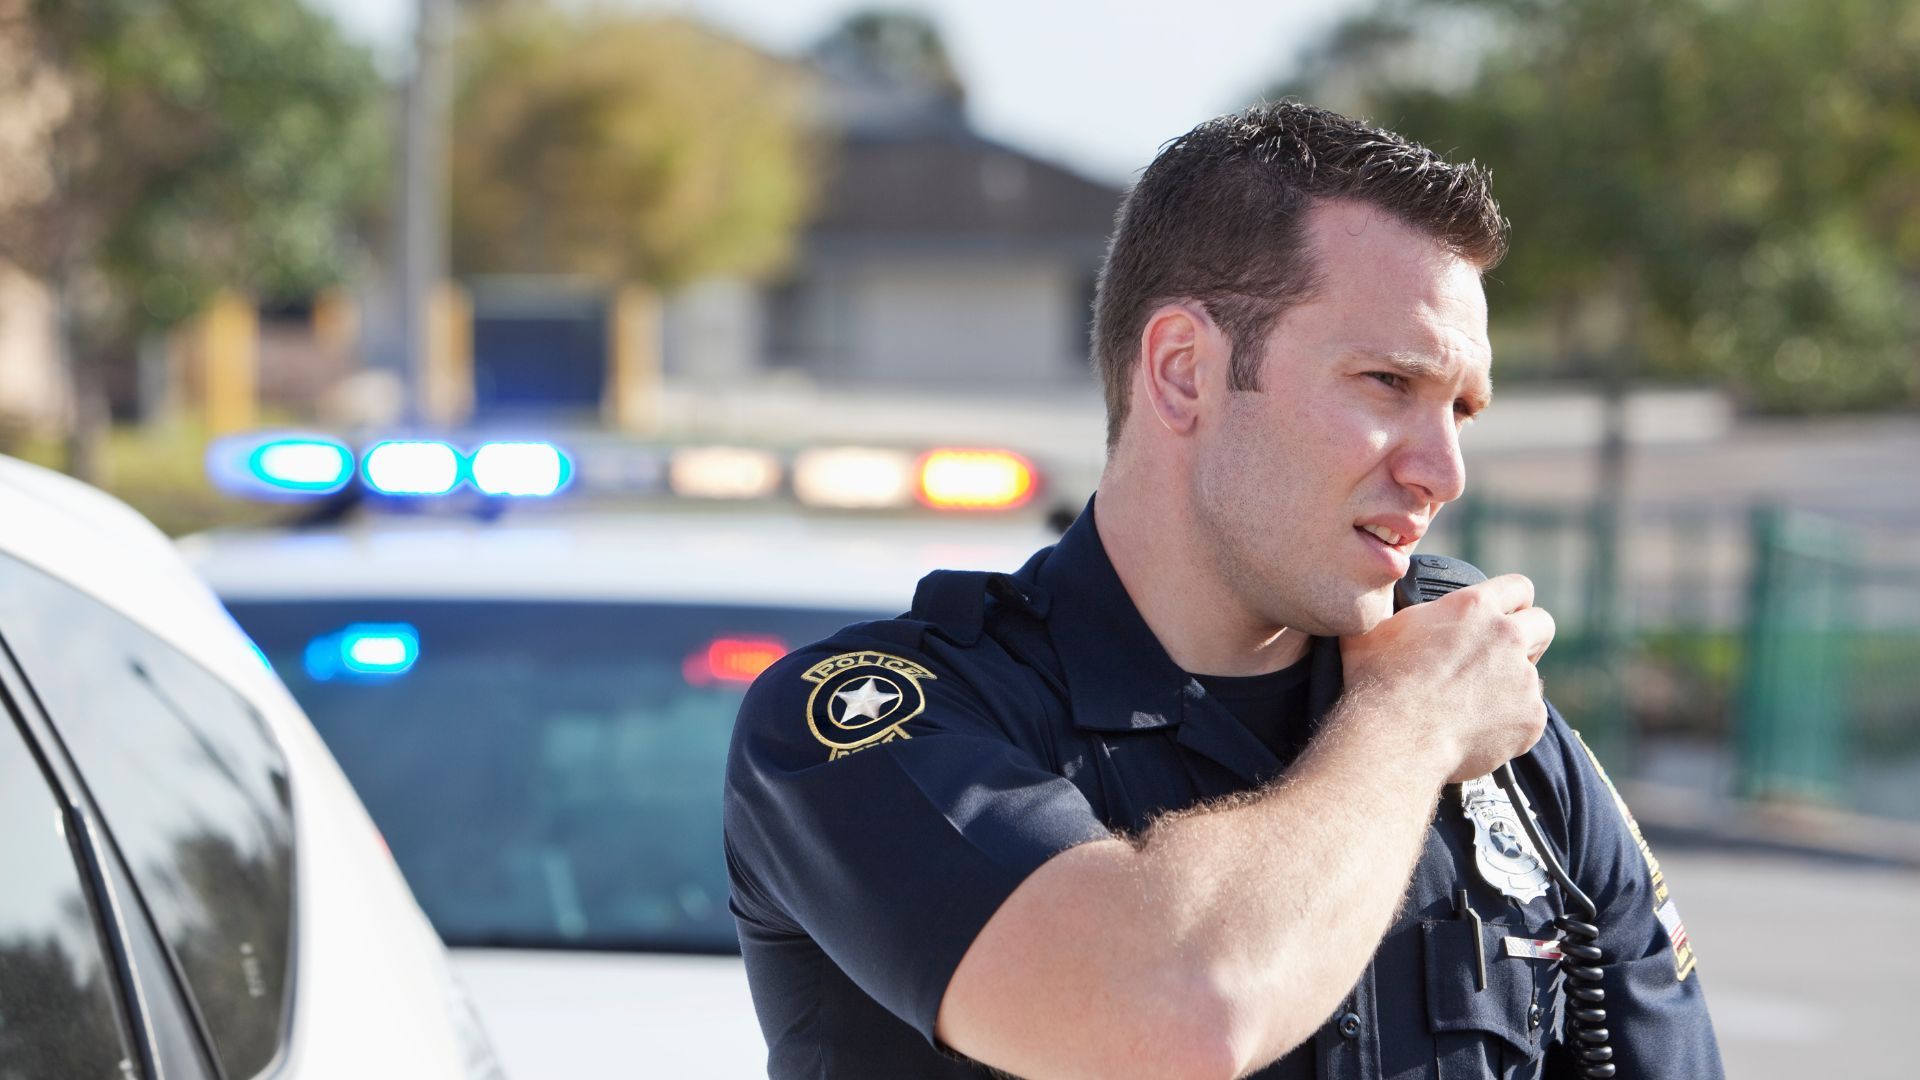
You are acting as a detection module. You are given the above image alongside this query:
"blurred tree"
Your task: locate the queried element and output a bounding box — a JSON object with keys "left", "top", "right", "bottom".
{"left": 1272, "top": 0, "right": 1920, "bottom": 413}
{"left": 450, "top": 3, "right": 815, "bottom": 285}
{"left": 811, "top": 8, "right": 967, "bottom": 108}
{"left": 0, "top": 0, "right": 385, "bottom": 478}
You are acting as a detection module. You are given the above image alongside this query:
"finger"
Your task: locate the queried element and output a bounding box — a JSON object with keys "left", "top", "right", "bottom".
{"left": 1466, "top": 573, "right": 1536, "bottom": 614}
{"left": 1510, "top": 606, "right": 1556, "bottom": 663}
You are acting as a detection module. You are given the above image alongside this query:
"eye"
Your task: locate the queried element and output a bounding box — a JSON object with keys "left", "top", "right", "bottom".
{"left": 1454, "top": 400, "right": 1480, "bottom": 425}
{"left": 1367, "top": 371, "right": 1408, "bottom": 391}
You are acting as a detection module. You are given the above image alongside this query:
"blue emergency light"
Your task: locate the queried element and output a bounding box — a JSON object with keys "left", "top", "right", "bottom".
{"left": 207, "top": 434, "right": 354, "bottom": 499}
{"left": 304, "top": 623, "right": 420, "bottom": 680}
{"left": 471, "top": 441, "right": 572, "bottom": 497}
{"left": 363, "top": 441, "right": 461, "bottom": 496}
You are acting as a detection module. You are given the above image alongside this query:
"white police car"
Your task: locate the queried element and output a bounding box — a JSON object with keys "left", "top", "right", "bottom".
{"left": 181, "top": 433, "right": 1064, "bottom": 1079}
{"left": 0, "top": 453, "right": 501, "bottom": 1079}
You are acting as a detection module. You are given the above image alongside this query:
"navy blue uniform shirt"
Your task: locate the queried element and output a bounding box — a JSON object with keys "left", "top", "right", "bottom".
{"left": 724, "top": 504, "right": 1723, "bottom": 1078}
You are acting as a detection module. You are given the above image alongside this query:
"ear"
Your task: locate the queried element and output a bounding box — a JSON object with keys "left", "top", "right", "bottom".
{"left": 1136, "top": 302, "right": 1223, "bottom": 437}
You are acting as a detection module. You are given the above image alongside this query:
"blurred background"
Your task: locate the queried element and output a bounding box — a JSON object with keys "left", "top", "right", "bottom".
{"left": 1, "top": 0, "right": 1915, "bottom": 1076}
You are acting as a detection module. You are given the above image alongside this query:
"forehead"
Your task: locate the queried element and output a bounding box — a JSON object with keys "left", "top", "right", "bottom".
{"left": 1280, "top": 199, "right": 1492, "bottom": 374}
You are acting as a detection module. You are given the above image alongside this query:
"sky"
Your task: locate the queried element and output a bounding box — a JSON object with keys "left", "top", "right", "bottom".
{"left": 310, "top": 0, "right": 1365, "bottom": 185}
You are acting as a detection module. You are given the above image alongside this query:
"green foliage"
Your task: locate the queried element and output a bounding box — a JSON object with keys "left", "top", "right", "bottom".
{"left": 450, "top": 4, "right": 816, "bottom": 286}
{"left": 4, "top": 0, "right": 385, "bottom": 335}
{"left": 1274, "top": 0, "right": 1920, "bottom": 413}
{"left": 11, "top": 420, "right": 290, "bottom": 536}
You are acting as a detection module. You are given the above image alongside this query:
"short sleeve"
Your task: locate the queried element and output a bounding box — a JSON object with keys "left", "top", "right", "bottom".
{"left": 722, "top": 635, "right": 1110, "bottom": 1044}
{"left": 1530, "top": 706, "right": 1726, "bottom": 1078}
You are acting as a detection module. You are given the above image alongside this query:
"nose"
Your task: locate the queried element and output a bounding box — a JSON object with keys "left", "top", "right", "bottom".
{"left": 1392, "top": 407, "right": 1467, "bottom": 505}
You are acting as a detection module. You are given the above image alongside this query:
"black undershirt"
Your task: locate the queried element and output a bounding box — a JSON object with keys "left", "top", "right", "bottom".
{"left": 1191, "top": 651, "right": 1316, "bottom": 771}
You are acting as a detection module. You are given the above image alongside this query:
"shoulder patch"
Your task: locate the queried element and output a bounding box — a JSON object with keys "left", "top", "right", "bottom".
{"left": 1573, "top": 729, "right": 1696, "bottom": 981}
{"left": 803, "top": 651, "right": 938, "bottom": 760}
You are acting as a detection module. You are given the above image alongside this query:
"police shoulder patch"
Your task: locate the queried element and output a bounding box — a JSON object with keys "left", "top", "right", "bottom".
{"left": 1573, "top": 728, "right": 1697, "bottom": 981}
{"left": 802, "top": 651, "right": 937, "bottom": 760}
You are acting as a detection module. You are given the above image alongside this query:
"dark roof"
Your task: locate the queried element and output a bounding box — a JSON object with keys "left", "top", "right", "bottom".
{"left": 808, "top": 128, "right": 1123, "bottom": 248}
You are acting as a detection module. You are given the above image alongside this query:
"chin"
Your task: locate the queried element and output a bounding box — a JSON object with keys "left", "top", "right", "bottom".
{"left": 1294, "top": 587, "right": 1396, "bottom": 638}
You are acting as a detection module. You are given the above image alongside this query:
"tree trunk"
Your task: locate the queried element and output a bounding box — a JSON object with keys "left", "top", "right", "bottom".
{"left": 61, "top": 358, "right": 108, "bottom": 485}
{"left": 51, "top": 274, "right": 108, "bottom": 484}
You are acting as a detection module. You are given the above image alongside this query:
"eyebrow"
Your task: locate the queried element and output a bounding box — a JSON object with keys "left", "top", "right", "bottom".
{"left": 1356, "top": 350, "right": 1494, "bottom": 413}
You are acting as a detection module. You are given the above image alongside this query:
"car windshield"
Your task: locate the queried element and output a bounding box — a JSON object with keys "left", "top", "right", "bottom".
{"left": 225, "top": 598, "right": 880, "bottom": 954}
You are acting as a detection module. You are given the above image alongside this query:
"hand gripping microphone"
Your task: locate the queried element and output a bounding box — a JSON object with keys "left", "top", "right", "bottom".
{"left": 1393, "top": 554, "right": 1617, "bottom": 1078}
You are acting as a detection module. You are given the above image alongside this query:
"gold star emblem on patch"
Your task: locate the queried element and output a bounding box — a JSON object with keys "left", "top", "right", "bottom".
{"left": 802, "top": 651, "right": 937, "bottom": 759}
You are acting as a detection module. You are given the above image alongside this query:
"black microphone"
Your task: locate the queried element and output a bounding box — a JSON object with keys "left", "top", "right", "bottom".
{"left": 1392, "top": 553, "right": 1487, "bottom": 612}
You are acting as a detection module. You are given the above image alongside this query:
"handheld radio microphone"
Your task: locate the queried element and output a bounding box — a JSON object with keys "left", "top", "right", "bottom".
{"left": 1392, "top": 553, "right": 1489, "bottom": 609}
{"left": 1393, "top": 554, "right": 1618, "bottom": 1078}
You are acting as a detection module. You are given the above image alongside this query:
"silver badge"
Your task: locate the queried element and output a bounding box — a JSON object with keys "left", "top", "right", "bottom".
{"left": 1460, "top": 775, "right": 1551, "bottom": 903}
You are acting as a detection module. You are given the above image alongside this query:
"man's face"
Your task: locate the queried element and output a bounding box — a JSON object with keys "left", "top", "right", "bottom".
{"left": 1191, "top": 199, "right": 1493, "bottom": 637}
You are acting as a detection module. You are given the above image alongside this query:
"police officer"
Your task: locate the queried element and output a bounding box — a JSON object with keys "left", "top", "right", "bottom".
{"left": 724, "top": 102, "right": 1723, "bottom": 1079}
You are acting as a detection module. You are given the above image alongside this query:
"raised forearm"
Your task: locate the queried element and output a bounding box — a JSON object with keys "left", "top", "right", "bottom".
{"left": 1131, "top": 688, "right": 1452, "bottom": 1070}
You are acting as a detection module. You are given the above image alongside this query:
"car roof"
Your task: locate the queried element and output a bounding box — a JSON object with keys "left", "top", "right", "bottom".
{"left": 183, "top": 509, "right": 1063, "bottom": 611}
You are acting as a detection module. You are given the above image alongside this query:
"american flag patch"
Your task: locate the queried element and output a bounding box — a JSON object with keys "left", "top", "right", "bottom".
{"left": 1503, "top": 936, "right": 1565, "bottom": 962}
{"left": 1656, "top": 898, "right": 1696, "bottom": 979}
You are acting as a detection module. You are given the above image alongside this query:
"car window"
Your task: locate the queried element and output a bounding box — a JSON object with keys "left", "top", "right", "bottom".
{"left": 0, "top": 555, "right": 294, "bottom": 1080}
{"left": 225, "top": 599, "right": 878, "bottom": 954}
{"left": 0, "top": 708, "right": 136, "bottom": 1079}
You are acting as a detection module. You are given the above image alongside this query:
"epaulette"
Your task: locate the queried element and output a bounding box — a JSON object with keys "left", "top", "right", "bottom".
{"left": 907, "top": 570, "right": 1048, "bottom": 646}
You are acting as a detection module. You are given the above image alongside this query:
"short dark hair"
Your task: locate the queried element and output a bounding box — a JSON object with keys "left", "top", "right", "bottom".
{"left": 1091, "top": 101, "right": 1509, "bottom": 448}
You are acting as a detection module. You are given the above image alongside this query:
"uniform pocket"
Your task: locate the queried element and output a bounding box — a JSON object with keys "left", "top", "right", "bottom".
{"left": 1423, "top": 918, "right": 1549, "bottom": 1079}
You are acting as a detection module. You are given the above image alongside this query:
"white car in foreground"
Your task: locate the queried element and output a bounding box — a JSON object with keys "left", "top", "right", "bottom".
{"left": 0, "top": 454, "right": 500, "bottom": 1080}
{"left": 185, "top": 504, "right": 1060, "bottom": 1079}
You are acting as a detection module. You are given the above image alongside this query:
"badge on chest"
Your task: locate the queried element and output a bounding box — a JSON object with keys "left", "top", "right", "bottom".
{"left": 1459, "top": 774, "right": 1552, "bottom": 903}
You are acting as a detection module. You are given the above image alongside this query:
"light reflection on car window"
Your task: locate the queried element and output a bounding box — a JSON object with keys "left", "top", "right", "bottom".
{"left": 0, "top": 711, "right": 132, "bottom": 1080}
{"left": 0, "top": 555, "right": 295, "bottom": 1080}
{"left": 227, "top": 599, "right": 876, "bottom": 954}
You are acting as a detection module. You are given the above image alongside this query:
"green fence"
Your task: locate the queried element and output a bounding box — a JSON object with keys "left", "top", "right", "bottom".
{"left": 1436, "top": 495, "right": 1920, "bottom": 817}
{"left": 1735, "top": 507, "right": 1856, "bottom": 801}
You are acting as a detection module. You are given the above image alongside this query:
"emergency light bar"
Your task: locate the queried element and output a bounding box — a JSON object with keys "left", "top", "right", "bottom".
{"left": 210, "top": 434, "right": 577, "bottom": 501}
{"left": 208, "top": 432, "right": 1043, "bottom": 513}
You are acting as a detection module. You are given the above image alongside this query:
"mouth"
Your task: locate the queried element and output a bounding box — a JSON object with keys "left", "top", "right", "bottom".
{"left": 1357, "top": 522, "right": 1420, "bottom": 552}
{"left": 1353, "top": 521, "right": 1423, "bottom": 579}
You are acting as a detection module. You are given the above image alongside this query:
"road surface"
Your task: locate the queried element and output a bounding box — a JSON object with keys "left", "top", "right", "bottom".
{"left": 1659, "top": 843, "right": 1918, "bottom": 1079}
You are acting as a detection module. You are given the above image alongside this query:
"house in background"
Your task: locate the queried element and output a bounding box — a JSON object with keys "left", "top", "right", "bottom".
{"left": 460, "top": 46, "right": 1124, "bottom": 419}
{"left": 752, "top": 42, "right": 1122, "bottom": 390}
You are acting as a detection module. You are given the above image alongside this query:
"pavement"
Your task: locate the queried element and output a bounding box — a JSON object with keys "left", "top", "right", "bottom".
{"left": 1654, "top": 841, "right": 1918, "bottom": 1079}
{"left": 1626, "top": 780, "right": 1920, "bottom": 1079}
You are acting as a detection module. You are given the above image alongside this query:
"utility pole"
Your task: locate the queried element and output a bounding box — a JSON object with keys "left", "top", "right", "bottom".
{"left": 394, "top": 0, "right": 453, "bottom": 427}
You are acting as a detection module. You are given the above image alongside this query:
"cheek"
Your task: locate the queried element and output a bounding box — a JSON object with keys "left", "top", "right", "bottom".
{"left": 1212, "top": 391, "right": 1390, "bottom": 515}
{"left": 1291, "top": 399, "right": 1393, "bottom": 488}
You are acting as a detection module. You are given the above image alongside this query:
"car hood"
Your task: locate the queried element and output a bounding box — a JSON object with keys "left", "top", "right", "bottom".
{"left": 449, "top": 948, "right": 765, "bottom": 1079}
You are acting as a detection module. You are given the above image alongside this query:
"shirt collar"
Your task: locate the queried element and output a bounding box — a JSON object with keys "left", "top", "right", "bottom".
{"left": 1030, "top": 497, "right": 1348, "bottom": 785}
{"left": 1032, "top": 496, "right": 1189, "bottom": 734}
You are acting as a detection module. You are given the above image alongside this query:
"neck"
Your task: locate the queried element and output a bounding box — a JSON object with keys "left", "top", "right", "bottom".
{"left": 1095, "top": 451, "right": 1310, "bottom": 678}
